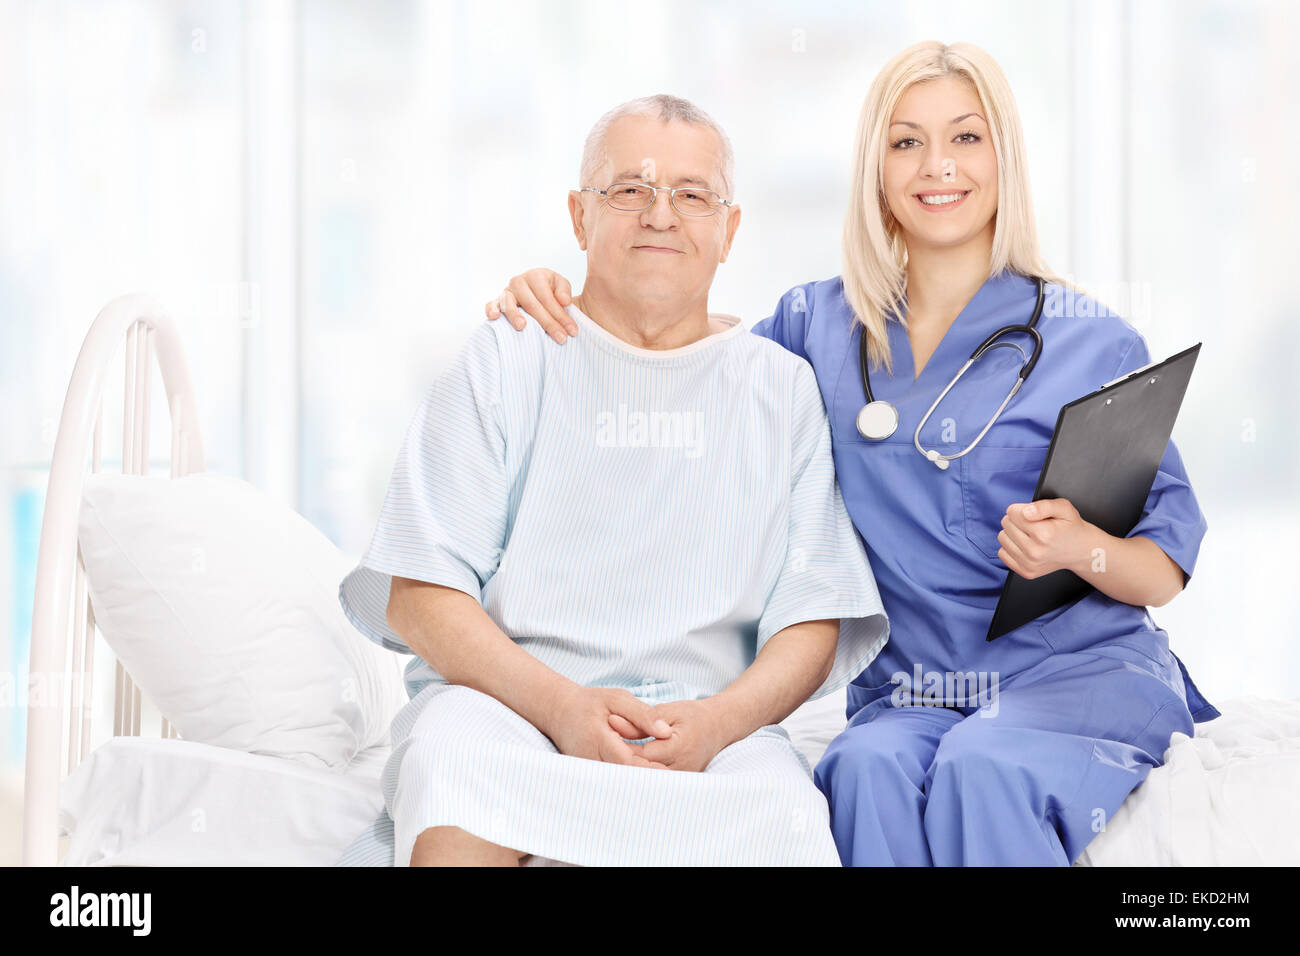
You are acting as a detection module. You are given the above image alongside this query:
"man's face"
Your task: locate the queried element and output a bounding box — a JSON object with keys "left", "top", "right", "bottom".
{"left": 570, "top": 115, "right": 741, "bottom": 309}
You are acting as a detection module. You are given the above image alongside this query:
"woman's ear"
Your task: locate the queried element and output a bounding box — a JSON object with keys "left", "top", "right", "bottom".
{"left": 568, "top": 191, "right": 588, "bottom": 250}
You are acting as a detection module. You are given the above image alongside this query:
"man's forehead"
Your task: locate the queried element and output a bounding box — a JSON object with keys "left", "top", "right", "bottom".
{"left": 605, "top": 165, "right": 716, "bottom": 188}
{"left": 597, "top": 117, "right": 724, "bottom": 188}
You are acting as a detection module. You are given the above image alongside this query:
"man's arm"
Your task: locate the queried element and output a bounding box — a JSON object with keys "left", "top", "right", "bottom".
{"left": 387, "top": 576, "right": 574, "bottom": 733}
{"left": 629, "top": 618, "right": 839, "bottom": 771}
{"left": 706, "top": 618, "right": 838, "bottom": 746}
{"left": 387, "top": 577, "right": 673, "bottom": 765}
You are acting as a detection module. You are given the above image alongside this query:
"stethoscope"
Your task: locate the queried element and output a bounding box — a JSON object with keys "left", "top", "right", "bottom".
{"left": 855, "top": 276, "right": 1045, "bottom": 470}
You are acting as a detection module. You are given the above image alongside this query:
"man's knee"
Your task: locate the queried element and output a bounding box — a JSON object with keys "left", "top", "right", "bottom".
{"left": 409, "top": 825, "right": 528, "bottom": 867}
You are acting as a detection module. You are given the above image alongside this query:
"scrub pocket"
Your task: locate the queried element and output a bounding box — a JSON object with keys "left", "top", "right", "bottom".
{"left": 958, "top": 445, "right": 1049, "bottom": 560}
{"left": 1039, "top": 592, "right": 1179, "bottom": 675}
{"left": 845, "top": 673, "right": 911, "bottom": 725}
{"left": 1045, "top": 595, "right": 1180, "bottom": 676}
{"left": 1035, "top": 590, "right": 1119, "bottom": 654}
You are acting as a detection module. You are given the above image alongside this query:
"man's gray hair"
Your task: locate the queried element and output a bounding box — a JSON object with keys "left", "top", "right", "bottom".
{"left": 579, "top": 94, "right": 736, "bottom": 199}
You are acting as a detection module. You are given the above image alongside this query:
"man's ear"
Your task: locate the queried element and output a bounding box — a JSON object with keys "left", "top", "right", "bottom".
{"left": 568, "top": 191, "right": 588, "bottom": 250}
{"left": 718, "top": 203, "right": 741, "bottom": 263}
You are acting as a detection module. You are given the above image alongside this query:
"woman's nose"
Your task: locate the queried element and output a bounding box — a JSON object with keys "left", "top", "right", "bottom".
{"left": 918, "top": 145, "right": 950, "bottom": 179}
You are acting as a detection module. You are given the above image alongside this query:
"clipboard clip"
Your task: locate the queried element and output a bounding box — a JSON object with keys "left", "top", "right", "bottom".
{"left": 1100, "top": 359, "right": 1162, "bottom": 390}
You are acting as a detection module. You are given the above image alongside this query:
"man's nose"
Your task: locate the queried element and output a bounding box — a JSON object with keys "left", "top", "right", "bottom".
{"left": 640, "top": 188, "right": 679, "bottom": 229}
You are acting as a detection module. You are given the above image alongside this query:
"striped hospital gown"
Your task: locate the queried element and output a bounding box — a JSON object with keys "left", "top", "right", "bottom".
{"left": 336, "top": 304, "right": 889, "bottom": 866}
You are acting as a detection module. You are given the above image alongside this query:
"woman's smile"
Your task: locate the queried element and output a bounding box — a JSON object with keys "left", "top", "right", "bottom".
{"left": 914, "top": 189, "right": 971, "bottom": 211}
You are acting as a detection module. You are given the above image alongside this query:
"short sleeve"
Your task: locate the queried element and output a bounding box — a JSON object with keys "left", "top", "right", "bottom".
{"left": 756, "top": 362, "right": 890, "bottom": 700}
{"left": 339, "top": 323, "right": 510, "bottom": 653}
{"left": 751, "top": 283, "right": 814, "bottom": 361}
{"left": 1113, "top": 333, "right": 1208, "bottom": 584}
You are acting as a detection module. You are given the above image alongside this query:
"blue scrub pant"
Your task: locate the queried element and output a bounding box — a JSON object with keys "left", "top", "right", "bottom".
{"left": 813, "top": 641, "right": 1195, "bottom": 865}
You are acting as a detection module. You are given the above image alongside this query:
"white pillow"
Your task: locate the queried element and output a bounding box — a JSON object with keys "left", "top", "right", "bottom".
{"left": 78, "top": 473, "right": 406, "bottom": 770}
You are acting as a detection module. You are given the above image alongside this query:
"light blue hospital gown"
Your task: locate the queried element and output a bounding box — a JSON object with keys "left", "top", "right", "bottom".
{"left": 334, "top": 304, "right": 889, "bottom": 866}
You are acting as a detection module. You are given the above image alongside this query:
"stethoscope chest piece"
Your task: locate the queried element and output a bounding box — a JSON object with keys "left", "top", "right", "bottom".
{"left": 856, "top": 400, "right": 899, "bottom": 441}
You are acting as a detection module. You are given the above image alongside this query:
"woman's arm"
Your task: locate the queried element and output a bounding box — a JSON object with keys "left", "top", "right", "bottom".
{"left": 998, "top": 498, "right": 1186, "bottom": 607}
{"left": 1073, "top": 528, "right": 1186, "bottom": 607}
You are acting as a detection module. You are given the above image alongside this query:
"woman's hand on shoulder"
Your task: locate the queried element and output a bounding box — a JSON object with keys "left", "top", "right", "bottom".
{"left": 484, "top": 268, "right": 577, "bottom": 344}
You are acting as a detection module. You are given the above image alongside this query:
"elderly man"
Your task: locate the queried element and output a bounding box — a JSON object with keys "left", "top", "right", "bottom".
{"left": 337, "top": 94, "right": 888, "bottom": 867}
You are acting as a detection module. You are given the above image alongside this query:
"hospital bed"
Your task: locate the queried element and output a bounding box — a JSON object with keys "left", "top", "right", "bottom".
{"left": 22, "top": 295, "right": 1300, "bottom": 867}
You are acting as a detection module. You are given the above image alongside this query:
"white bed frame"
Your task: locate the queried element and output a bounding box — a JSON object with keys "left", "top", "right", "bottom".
{"left": 22, "top": 294, "right": 206, "bottom": 866}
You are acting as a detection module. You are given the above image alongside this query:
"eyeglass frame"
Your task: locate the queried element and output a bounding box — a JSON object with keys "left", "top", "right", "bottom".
{"left": 579, "top": 181, "right": 735, "bottom": 217}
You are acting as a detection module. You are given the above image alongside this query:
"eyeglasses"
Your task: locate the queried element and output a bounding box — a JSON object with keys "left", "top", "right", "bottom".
{"left": 580, "top": 181, "right": 734, "bottom": 217}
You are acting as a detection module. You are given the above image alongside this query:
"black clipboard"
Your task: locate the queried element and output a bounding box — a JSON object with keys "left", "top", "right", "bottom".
{"left": 985, "top": 342, "right": 1202, "bottom": 641}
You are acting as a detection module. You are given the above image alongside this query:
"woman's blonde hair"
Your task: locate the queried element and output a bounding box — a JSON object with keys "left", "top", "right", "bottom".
{"left": 842, "top": 40, "right": 1065, "bottom": 375}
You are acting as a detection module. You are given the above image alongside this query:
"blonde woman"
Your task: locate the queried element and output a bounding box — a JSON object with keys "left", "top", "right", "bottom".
{"left": 484, "top": 41, "right": 1217, "bottom": 865}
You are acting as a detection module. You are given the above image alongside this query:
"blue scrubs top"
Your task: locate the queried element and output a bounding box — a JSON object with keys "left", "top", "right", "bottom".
{"left": 752, "top": 270, "right": 1219, "bottom": 724}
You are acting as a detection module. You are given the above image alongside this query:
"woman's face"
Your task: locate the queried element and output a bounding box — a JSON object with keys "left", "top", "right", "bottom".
{"left": 881, "top": 75, "right": 999, "bottom": 255}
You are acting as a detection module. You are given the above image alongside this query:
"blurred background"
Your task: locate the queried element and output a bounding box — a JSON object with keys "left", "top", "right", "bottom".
{"left": 2, "top": 0, "right": 1297, "bottom": 862}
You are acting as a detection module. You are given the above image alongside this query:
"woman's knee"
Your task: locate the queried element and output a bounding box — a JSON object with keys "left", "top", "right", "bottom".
{"left": 815, "top": 714, "right": 942, "bottom": 794}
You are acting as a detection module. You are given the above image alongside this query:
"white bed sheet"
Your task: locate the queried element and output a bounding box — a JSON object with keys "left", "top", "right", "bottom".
{"left": 58, "top": 736, "right": 389, "bottom": 866}
{"left": 1075, "top": 696, "right": 1300, "bottom": 866}
{"left": 56, "top": 691, "right": 1300, "bottom": 866}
